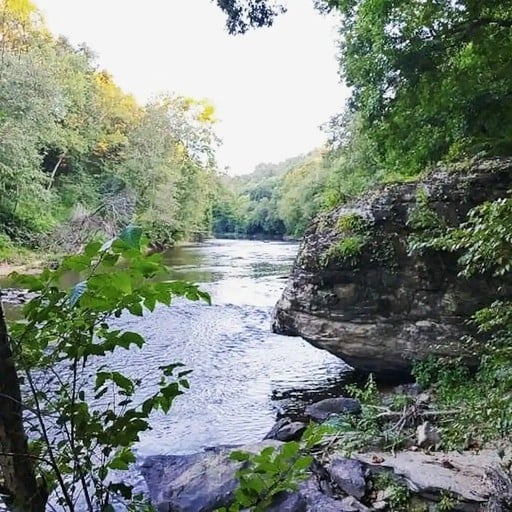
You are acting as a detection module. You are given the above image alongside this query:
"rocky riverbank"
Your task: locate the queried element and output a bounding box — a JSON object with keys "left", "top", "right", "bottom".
{"left": 140, "top": 383, "right": 512, "bottom": 511}
{"left": 272, "top": 158, "right": 512, "bottom": 379}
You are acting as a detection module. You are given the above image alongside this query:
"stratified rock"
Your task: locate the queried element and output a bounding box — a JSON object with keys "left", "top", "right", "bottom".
{"left": 355, "top": 449, "right": 507, "bottom": 509}
{"left": 305, "top": 397, "right": 361, "bottom": 421}
{"left": 327, "top": 457, "right": 366, "bottom": 499}
{"left": 140, "top": 440, "right": 281, "bottom": 511}
{"left": 272, "top": 158, "right": 512, "bottom": 379}
{"left": 264, "top": 418, "right": 307, "bottom": 442}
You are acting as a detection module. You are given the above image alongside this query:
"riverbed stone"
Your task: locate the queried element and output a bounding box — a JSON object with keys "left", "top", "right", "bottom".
{"left": 264, "top": 418, "right": 307, "bottom": 442}
{"left": 305, "top": 397, "right": 361, "bottom": 421}
{"left": 300, "top": 477, "right": 354, "bottom": 512}
{"left": 327, "top": 457, "right": 366, "bottom": 499}
{"left": 265, "top": 491, "right": 307, "bottom": 512}
{"left": 272, "top": 158, "right": 512, "bottom": 379}
{"left": 140, "top": 440, "right": 281, "bottom": 511}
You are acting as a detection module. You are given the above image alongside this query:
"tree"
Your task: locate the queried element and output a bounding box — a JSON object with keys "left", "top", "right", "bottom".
{"left": 0, "top": 300, "right": 46, "bottom": 512}
{"left": 214, "top": 0, "right": 286, "bottom": 34}
{"left": 329, "top": 0, "right": 512, "bottom": 173}
{"left": 1, "top": 228, "right": 210, "bottom": 511}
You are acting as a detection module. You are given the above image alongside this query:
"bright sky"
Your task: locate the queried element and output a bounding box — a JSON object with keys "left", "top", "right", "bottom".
{"left": 36, "top": 0, "right": 348, "bottom": 174}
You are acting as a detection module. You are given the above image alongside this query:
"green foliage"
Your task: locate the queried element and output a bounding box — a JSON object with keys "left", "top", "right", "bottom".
{"left": 322, "top": 376, "right": 387, "bottom": 455}
{"left": 438, "top": 491, "right": 458, "bottom": 512}
{"left": 407, "top": 189, "right": 446, "bottom": 232}
{"left": 0, "top": 6, "right": 219, "bottom": 252}
{"left": 336, "top": 213, "right": 367, "bottom": 233}
{"left": 221, "top": 442, "right": 312, "bottom": 511}
{"left": 407, "top": 188, "right": 449, "bottom": 255}
{"left": 408, "top": 193, "right": 512, "bottom": 449}
{"left": 372, "top": 473, "right": 410, "bottom": 512}
{"left": 323, "top": 235, "right": 367, "bottom": 267}
{"left": 7, "top": 227, "right": 209, "bottom": 510}
{"left": 327, "top": 0, "right": 512, "bottom": 175}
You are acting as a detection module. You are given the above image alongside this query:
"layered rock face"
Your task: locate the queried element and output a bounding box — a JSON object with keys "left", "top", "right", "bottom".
{"left": 272, "top": 158, "right": 512, "bottom": 379}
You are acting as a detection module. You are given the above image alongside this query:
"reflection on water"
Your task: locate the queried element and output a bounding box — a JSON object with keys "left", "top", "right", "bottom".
{"left": 3, "top": 239, "right": 352, "bottom": 456}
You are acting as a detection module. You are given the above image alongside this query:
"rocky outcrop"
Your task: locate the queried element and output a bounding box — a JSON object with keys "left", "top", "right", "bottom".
{"left": 272, "top": 158, "right": 512, "bottom": 379}
{"left": 140, "top": 440, "right": 509, "bottom": 511}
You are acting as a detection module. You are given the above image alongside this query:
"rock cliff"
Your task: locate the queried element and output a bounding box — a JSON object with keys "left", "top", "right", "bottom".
{"left": 272, "top": 158, "right": 512, "bottom": 379}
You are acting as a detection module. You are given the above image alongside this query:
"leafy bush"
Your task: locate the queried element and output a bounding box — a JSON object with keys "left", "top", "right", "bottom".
{"left": 220, "top": 442, "right": 313, "bottom": 512}
{"left": 3, "top": 226, "right": 210, "bottom": 510}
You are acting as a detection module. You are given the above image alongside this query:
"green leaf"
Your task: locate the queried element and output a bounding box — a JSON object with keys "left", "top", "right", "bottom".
{"left": 128, "top": 302, "right": 144, "bottom": 316}
{"left": 281, "top": 441, "right": 299, "bottom": 458}
{"left": 119, "top": 225, "right": 143, "bottom": 250}
{"left": 230, "top": 451, "right": 251, "bottom": 462}
{"left": 110, "top": 272, "right": 132, "bottom": 294}
{"left": 109, "top": 448, "right": 136, "bottom": 470}
{"left": 117, "top": 331, "right": 145, "bottom": 349}
{"left": 9, "top": 273, "right": 45, "bottom": 291}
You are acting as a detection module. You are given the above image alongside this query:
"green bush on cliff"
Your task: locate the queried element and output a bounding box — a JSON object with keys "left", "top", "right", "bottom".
{"left": 336, "top": 213, "right": 368, "bottom": 233}
{"left": 409, "top": 197, "right": 512, "bottom": 449}
{"left": 322, "top": 235, "right": 367, "bottom": 267}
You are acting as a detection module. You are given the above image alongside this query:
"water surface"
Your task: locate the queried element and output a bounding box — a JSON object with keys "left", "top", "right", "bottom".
{"left": 4, "top": 239, "right": 353, "bottom": 456}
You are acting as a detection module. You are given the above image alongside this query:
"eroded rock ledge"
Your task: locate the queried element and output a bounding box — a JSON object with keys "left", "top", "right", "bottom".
{"left": 272, "top": 158, "right": 512, "bottom": 379}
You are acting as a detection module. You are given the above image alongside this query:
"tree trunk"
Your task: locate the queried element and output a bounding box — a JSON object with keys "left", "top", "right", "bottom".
{"left": 0, "top": 295, "right": 46, "bottom": 511}
{"left": 47, "top": 154, "right": 65, "bottom": 190}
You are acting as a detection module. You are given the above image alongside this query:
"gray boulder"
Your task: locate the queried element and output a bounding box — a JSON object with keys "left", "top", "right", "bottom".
{"left": 300, "top": 477, "right": 356, "bottom": 512}
{"left": 264, "top": 419, "right": 307, "bottom": 442}
{"left": 140, "top": 440, "right": 281, "bottom": 511}
{"left": 327, "top": 457, "right": 366, "bottom": 499}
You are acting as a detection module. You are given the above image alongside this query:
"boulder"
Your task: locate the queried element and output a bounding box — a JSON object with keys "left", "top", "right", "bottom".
{"left": 305, "top": 397, "right": 361, "bottom": 421}
{"left": 140, "top": 440, "right": 281, "bottom": 511}
{"left": 326, "top": 457, "right": 366, "bottom": 499}
{"left": 272, "top": 158, "right": 512, "bottom": 379}
{"left": 265, "top": 491, "right": 307, "bottom": 512}
{"left": 264, "top": 418, "right": 307, "bottom": 442}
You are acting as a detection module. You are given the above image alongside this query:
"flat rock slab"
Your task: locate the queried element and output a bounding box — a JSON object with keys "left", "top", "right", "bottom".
{"left": 355, "top": 449, "right": 503, "bottom": 504}
{"left": 141, "top": 440, "right": 281, "bottom": 512}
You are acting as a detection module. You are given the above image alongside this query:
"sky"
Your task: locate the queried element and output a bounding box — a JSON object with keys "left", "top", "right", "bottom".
{"left": 36, "top": 0, "right": 349, "bottom": 174}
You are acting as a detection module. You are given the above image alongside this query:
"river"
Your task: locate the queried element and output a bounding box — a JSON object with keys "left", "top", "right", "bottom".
{"left": 2, "top": 239, "right": 352, "bottom": 457}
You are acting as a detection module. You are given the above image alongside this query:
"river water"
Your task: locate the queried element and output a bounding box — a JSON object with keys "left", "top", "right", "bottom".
{"left": 3, "top": 239, "right": 352, "bottom": 458}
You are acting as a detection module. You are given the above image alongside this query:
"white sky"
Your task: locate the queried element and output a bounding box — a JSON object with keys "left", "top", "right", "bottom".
{"left": 36, "top": 0, "right": 349, "bottom": 174}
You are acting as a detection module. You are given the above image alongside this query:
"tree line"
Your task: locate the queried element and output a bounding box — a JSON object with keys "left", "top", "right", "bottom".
{"left": 213, "top": 0, "right": 512, "bottom": 240}
{"left": 0, "top": 0, "right": 220, "bottom": 258}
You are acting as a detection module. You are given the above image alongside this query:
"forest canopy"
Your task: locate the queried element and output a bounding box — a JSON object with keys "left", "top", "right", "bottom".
{"left": 3, "top": 0, "right": 512, "bottom": 252}
{"left": 0, "top": 0, "right": 220, "bottom": 255}
{"left": 217, "top": 0, "right": 512, "bottom": 173}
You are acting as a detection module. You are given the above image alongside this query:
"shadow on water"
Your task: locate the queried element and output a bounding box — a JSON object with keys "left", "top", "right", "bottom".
{"left": 2, "top": 239, "right": 354, "bottom": 456}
